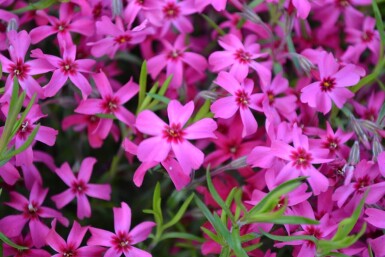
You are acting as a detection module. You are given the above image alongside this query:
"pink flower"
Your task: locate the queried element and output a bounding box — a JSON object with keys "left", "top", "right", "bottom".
{"left": 51, "top": 157, "right": 111, "bottom": 219}
{"left": 29, "top": 2, "right": 95, "bottom": 44}
{"left": 0, "top": 182, "right": 69, "bottom": 248}
{"left": 147, "top": 34, "right": 208, "bottom": 88}
{"left": 46, "top": 221, "right": 104, "bottom": 257}
{"left": 210, "top": 71, "right": 261, "bottom": 137}
{"left": 3, "top": 234, "right": 51, "bottom": 257}
{"left": 87, "top": 202, "right": 155, "bottom": 257}
{"left": 300, "top": 52, "right": 364, "bottom": 114}
{"left": 1, "top": 104, "right": 58, "bottom": 167}
{"left": 74, "top": 70, "right": 138, "bottom": 137}
{"left": 270, "top": 125, "right": 332, "bottom": 195}
{"left": 365, "top": 208, "right": 385, "bottom": 229}
{"left": 0, "top": 162, "right": 20, "bottom": 185}
{"left": 0, "top": 30, "right": 53, "bottom": 100}
{"left": 208, "top": 34, "right": 271, "bottom": 83}
{"left": 31, "top": 42, "right": 95, "bottom": 99}
{"left": 135, "top": 100, "right": 217, "bottom": 174}
{"left": 88, "top": 16, "right": 151, "bottom": 58}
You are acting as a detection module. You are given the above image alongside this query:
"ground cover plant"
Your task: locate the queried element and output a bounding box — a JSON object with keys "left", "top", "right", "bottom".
{"left": 0, "top": 0, "right": 385, "bottom": 256}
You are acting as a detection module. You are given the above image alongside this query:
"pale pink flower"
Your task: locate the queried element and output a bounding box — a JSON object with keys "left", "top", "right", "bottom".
{"left": 51, "top": 157, "right": 111, "bottom": 219}
{"left": 87, "top": 202, "right": 155, "bottom": 257}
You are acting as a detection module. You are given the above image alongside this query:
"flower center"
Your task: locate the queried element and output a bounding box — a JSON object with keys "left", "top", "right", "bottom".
{"left": 354, "top": 175, "right": 370, "bottom": 192}
{"left": 361, "top": 30, "right": 374, "bottom": 43}
{"left": 290, "top": 147, "right": 312, "bottom": 169}
{"left": 114, "top": 35, "right": 132, "bottom": 44}
{"left": 63, "top": 250, "right": 75, "bottom": 257}
{"left": 72, "top": 180, "right": 88, "bottom": 195}
{"left": 163, "top": 123, "right": 185, "bottom": 143}
{"left": 56, "top": 22, "right": 69, "bottom": 32}
{"left": 112, "top": 232, "right": 132, "bottom": 251}
{"left": 234, "top": 49, "right": 252, "bottom": 64}
{"left": 168, "top": 50, "right": 183, "bottom": 61}
{"left": 267, "top": 91, "right": 275, "bottom": 104}
{"left": 92, "top": 2, "right": 103, "bottom": 18}
{"left": 163, "top": 2, "right": 180, "bottom": 19}
{"left": 60, "top": 59, "right": 78, "bottom": 75}
{"left": 235, "top": 89, "right": 250, "bottom": 108}
{"left": 323, "top": 136, "right": 339, "bottom": 152}
{"left": 304, "top": 226, "right": 322, "bottom": 246}
{"left": 8, "top": 59, "right": 30, "bottom": 80}
{"left": 24, "top": 201, "right": 40, "bottom": 219}
{"left": 102, "top": 96, "right": 120, "bottom": 113}
{"left": 18, "top": 119, "right": 34, "bottom": 140}
{"left": 336, "top": 0, "right": 351, "bottom": 7}
{"left": 320, "top": 77, "right": 336, "bottom": 92}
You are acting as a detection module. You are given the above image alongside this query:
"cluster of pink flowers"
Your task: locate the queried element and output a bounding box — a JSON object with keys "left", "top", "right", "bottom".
{"left": 0, "top": 0, "right": 384, "bottom": 256}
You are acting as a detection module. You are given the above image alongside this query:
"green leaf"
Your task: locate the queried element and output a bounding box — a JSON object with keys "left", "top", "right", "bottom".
{"left": 243, "top": 242, "right": 263, "bottom": 252}
{"left": 160, "top": 232, "right": 204, "bottom": 243}
{"left": 247, "top": 177, "right": 306, "bottom": 215}
{"left": 138, "top": 61, "right": 147, "bottom": 109}
{"left": 261, "top": 230, "right": 318, "bottom": 243}
{"left": 153, "top": 182, "right": 163, "bottom": 225}
{"left": 257, "top": 215, "right": 319, "bottom": 225}
{"left": 201, "top": 226, "right": 220, "bottom": 243}
{"left": 372, "top": 0, "right": 385, "bottom": 59}
{"left": 231, "top": 227, "right": 249, "bottom": 257}
{"left": 0, "top": 232, "right": 28, "bottom": 250}
{"left": 221, "top": 188, "right": 237, "bottom": 223}
{"left": 206, "top": 168, "right": 236, "bottom": 224}
{"left": 192, "top": 100, "right": 212, "bottom": 123}
{"left": 13, "top": 0, "right": 57, "bottom": 13}
{"left": 95, "top": 113, "right": 116, "bottom": 119}
{"left": 10, "top": 94, "right": 37, "bottom": 138}
{"left": 146, "top": 75, "right": 173, "bottom": 110}
{"left": 319, "top": 252, "right": 352, "bottom": 257}
{"left": 163, "top": 193, "right": 194, "bottom": 230}
{"left": 219, "top": 246, "right": 231, "bottom": 257}
{"left": 146, "top": 93, "right": 170, "bottom": 104}
{"left": 201, "top": 14, "right": 226, "bottom": 36}
{"left": 138, "top": 81, "right": 159, "bottom": 112}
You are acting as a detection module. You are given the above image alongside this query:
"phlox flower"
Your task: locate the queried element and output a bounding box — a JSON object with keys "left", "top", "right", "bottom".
{"left": 46, "top": 220, "right": 104, "bottom": 257}
{"left": 0, "top": 10, "right": 18, "bottom": 51}
{"left": 210, "top": 71, "right": 261, "bottom": 137}
{"left": 208, "top": 34, "right": 271, "bottom": 83}
{"left": 0, "top": 182, "right": 69, "bottom": 248}
{"left": 147, "top": 34, "right": 208, "bottom": 88}
{"left": 31, "top": 42, "right": 95, "bottom": 99}
{"left": 87, "top": 202, "right": 155, "bottom": 257}
{"left": 300, "top": 52, "right": 364, "bottom": 114}
{"left": 51, "top": 157, "right": 111, "bottom": 219}
{"left": 75, "top": 71, "right": 138, "bottom": 138}
{"left": 3, "top": 234, "right": 50, "bottom": 257}
{"left": 291, "top": 0, "right": 312, "bottom": 19}
{"left": 0, "top": 30, "right": 53, "bottom": 100}
{"left": 29, "top": 2, "right": 95, "bottom": 45}
{"left": 88, "top": 16, "right": 151, "bottom": 58}
{"left": 135, "top": 100, "right": 217, "bottom": 174}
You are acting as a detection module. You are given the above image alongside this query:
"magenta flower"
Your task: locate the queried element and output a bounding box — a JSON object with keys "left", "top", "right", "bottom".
{"left": 300, "top": 52, "right": 364, "bottom": 114}
{"left": 365, "top": 208, "right": 385, "bottom": 229}
{"left": 31, "top": 42, "right": 95, "bottom": 99}
{"left": 135, "top": 100, "right": 217, "bottom": 174}
{"left": 87, "top": 202, "right": 155, "bottom": 257}
{"left": 29, "top": 2, "right": 95, "bottom": 45}
{"left": 74, "top": 70, "right": 139, "bottom": 136}
{"left": 208, "top": 34, "right": 271, "bottom": 83}
{"left": 51, "top": 157, "right": 111, "bottom": 219}
{"left": 0, "top": 162, "right": 20, "bottom": 185}
{"left": 46, "top": 221, "right": 104, "bottom": 257}
{"left": 3, "top": 234, "right": 51, "bottom": 257}
{"left": 210, "top": 71, "right": 261, "bottom": 137}
{"left": 0, "top": 182, "right": 69, "bottom": 248}
{"left": 147, "top": 34, "right": 208, "bottom": 88}
{"left": 89, "top": 16, "right": 150, "bottom": 58}
{"left": 0, "top": 30, "right": 53, "bottom": 100}
{"left": 0, "top": 104, "right": 58, "bottom": 167}
{"left": 270, "top": 125, "right": 332, "bottom": 195}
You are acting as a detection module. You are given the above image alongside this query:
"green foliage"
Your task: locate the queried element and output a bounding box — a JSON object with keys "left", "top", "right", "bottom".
{"left": 0, "top": 232, "right": 28, "bottom": 251}
{"left": 12, "top": 0, "right": 58, "bottom": 14}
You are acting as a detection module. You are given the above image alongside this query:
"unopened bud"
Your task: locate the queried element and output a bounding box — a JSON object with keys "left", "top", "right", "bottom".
{"left": 343, "top": 165, "right": 355, "bottom": 185}
{"left": 348, "top": 141, "right": 360, "bottom": 166}
{"left": 360, "top": 119, "right": 381, "bottom": 134}
{"left": 284, "top": 13, "right": 294, "bottom": 36}
{"left": 226, "top": 156, "right": 248, "bottom": 170}
{"left": 294, "top": 53, "right": 316, "bottom": 75}
{"left": 112, "top": 0, "right": 123, "bottom": 18}
{"left": 372, "top": 135, "right": 383, "bottom": 161}
{"left": 198, "top": 90, "right": 218, "bottom": 101}
{"left": 6, "top": 18, "right": 18, "bottom": 32}
{"left": 239, "top": 4, "right": 272, "bottom": 37}
{"left": 350, "top": 116, "right": 370, "bottom": 149}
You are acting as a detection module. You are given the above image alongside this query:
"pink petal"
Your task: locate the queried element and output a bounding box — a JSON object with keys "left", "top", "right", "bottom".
{"left": 69, "top": 73, "right": 92, "bottom": 99}
{"left": 55, "top": 162, "right": 76, "bottom": 186}
{"left": 51, "top": 189, "right": 75, "bottom": 209}
{"left": 319, "top": 53, "right": 339, "bottom": 78}
{"left": 182, "top": 52, "right": 207, "bottom": 73}
{"left": 115, "top": 107, "right": 136, "bottom": 126}
{"left": 78, "top": 157, "right": 97, "bottom": 183}
{"left": 94, "top": 118, "right": 113, "bottom": 139}
{"left": 76, "top": 59, "right": 96, "bottom": 73}
{"left": 68, "top": 221, "right": 88, "bottom": 249}
{"left": 124, "top": 247, "right": 152, "bottom": 257}
{"left": 173, "top": 16, "right": 193, "bottom": 33}
{"left": 328, "top": 88, "right": 354, "bottom": 109}
{"left": 210, "top": 96, "right": 238, "bottom": 119}
{"left": 214, "top": 71, "right": 241, "bottom": 94}
{"left": 208, "top": 51, "right": 234, "bottom": 72}
{"left": 27, "top": 59, "right": 55, "bottom": 75}
{"left": 239, "top": 107, "right": 258, "bottom": 137}
{"left": 172, "top": 140, "right": 204, "bottom": 172}
{"left": 302, "top": 166, "right": 329, "bottom": 195}
{"left": 332, "top": 184, "right": 355, "bottom": 207}
{"left": 46, "top": 228, "right": 66, "bottom": 252}
{"left": 93, "top": 71, "right": 113, "bottom": 97}
{"left": 6, "top": 191, "right": 28, "bottom": 211}
{"left": 129, "top": 222, "right": 156, "bottom": 244}
{"left": 250, "top": 61, "right": 272, "bottom": 86}
{"left": 365, "top": 208, "right": 385, "bottom": 228}
{"left": 86, "top": 184, "right": 111, "bottom": 200}
{"left": 133, "top": 162, "right": 158, "bottom": 187}
{"left": 96, "top": 16, "right": 122, "bottom": 36}
{"left": 136, "top": 110, "right": 167, "bottom": 136}
{"left": 75, "top": 99, "right": 104, "bottom": 115}
{"left": 44, "top": 70, "right": 68, "bottom": 98}
{"left": 29, "top": 219, "right": 49, "bottom": 248}
{"left": 184, "top": 118, "right": 217, "bottom": 140}
{"left": 334, "top": 64, "right": 361, "bottom": 87}
{"left": 163, "top": 158, "right": 191, "bottom": 190}
{"left": 147, "top": 53, "right": 167, "bottom": 78}
{"left": 137, "top": 136, "right": 171, "bottom": 162}
{"left": 35, "top": 126, "right": 58, "bottom": 146}
{"left": 167, "top": 100, "right": 194, "bottom": 126}
{"left": 116, "top": 80, "right": 139, "bottom": 103}
{"left": 30, "top": 25, "right": 56, "bottom": 44}
{"left": 0, "top": 215, "right": 27, "bottom": 237}
{"left": 114, "top": 202, "right": 131, "bottom": 234}
{"left": 29, "top": 182, "right": 48, "bottom": 206}
{"left": 0, "top": 163, "right": 20, "bottom": 185}
{"left": 88, "top": 227, "right": 114, "bottom": 247}
{"left": 77, "top": 194, "right": 91, "bottom": 219}
{"left": 89, "top": 38, "right": 115, "bottom": 58}
{"left": 271, "top": 140, "right": 295, "bottom": 161}
{"left": 70, "top": 18, "right": 95, "bottom": 36}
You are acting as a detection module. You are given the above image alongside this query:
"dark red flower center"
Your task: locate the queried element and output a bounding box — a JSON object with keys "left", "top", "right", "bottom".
{"left": 92, "top": 2, "right": 103, "bottom": 18}
{"left": 87, "top": 115, "right": 100, "bottom": 124}
{"left": 167, "top": 50, "right": 183, "bottom": 61}
{"left": 24, "top": 201, "right": 41, "bottom": 219}
{"left": 102, "top": 96, "right": 120, "bottom": 113}
{"left": 354, "top": 175, "right": 370, "bottom": 192}
{"left": 320, "top": 77, "right": 336, "bottom": 92}
{"left": 266, "top": 91, "right": 275, "bottom": 104}
{"left": 112, "top": 232, "right": 132, "bottom": 252}
{"left": 235, "top": 89, "right": 250, "bottom": 108}
{"left": 361, "top": 30, "right": 374, "bottom": 42}
{"left": 163, "top": 2, "right": 180, "bottom": 19}
{"left": 322, "top": 136, "right": 339, "bottom": 152}
{"left": 163, "top": 123, "right": 185, "bottom": 143}
{"left": 63, "top": 248, "right": 77, "bottom": 257}
{"left": 290, "top": 147, "right": 312, "bottom": 169}
{"left": 55, "top": 21, "right": 69, "bottom": 32}
{"left": 304, "top": 226, "right": 322, "bottom": 246}
{"left": 60, "top": 59, "right": 78, "bottom": 75}
{"left": 18, "top": 119, "right": 34, "bottom": 140}
{"left": 336, "top": 0, "right": 351, "bottom": 7}
{"left": 234, "top": 49, "right": 252, "bottom": 64}
{"left": 71, "top": 180, "right": 88, "bottom": 195}
{"left": 114, "top": 35, "right": 132, "bottom": 44}
{"left": 8, "top": 59, "right": 30, "bottom": 81}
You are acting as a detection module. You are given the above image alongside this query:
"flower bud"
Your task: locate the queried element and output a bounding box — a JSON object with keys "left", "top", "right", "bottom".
{"left": 350, "top": 116, "right": 370, "bottom": 149}
{"left": 6, "top": 18, "right": 18, "bottom": 32}
{"left": 112, "top": 0, "right": 123, "bottom": 18}
{"left": 348, "top": 141, "right": 360, "bottom": 166}
{"left": 372, "top": 135, "right": 383, "bottom": 162}
{"left": 198, "top": 90, "right": 218, "bottom": 101}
